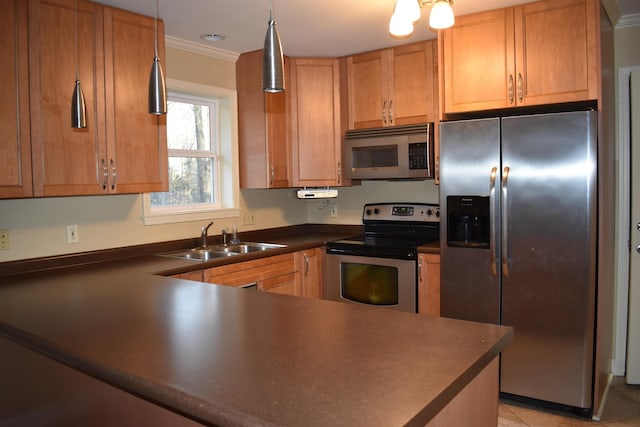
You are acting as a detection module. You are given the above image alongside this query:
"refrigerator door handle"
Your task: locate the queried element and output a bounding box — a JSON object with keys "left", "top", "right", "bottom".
{"left": 490, "top": 166, "right": 499, "bottom": 276}
{"left": 501, "top": 166, "right": 510, "bottom": 277}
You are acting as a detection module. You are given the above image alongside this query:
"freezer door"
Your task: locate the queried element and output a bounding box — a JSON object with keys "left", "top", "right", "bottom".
{"left": 439, "top": 118, "right": 501, "bottom": 324}
{"left": 500, "top": 111, "right": 597, "bottom": 409}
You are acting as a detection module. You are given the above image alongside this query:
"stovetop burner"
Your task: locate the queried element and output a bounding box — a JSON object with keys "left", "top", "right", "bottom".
{"left": 326, "top": 203, "right": 440, "bottom": 260}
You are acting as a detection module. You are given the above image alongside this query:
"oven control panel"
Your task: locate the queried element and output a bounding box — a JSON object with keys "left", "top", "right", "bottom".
{"left": 363, "top": 203, "right": 440, "bottom": 223}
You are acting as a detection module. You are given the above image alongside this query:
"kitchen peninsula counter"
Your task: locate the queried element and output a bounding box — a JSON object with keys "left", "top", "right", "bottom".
{"left": 0, "top": 229, "right": 506, "bottom": 426}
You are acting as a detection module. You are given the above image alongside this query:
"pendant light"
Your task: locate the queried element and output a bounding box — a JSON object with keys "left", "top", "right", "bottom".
{"left": 389, "top": 0, "right": 454, "bottom": 37}
{"left": 148, "top": 0, "right": 167, "bottom": 114}
{"left": 71, "top": 0, "right": 87, "bottom": 129}
{"left": 262, "top": 0, "right": 285, "bottom": 93}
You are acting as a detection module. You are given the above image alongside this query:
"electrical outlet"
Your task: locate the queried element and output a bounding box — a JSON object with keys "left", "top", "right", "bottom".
{"left": 66, "top": 224, "right": 79, "bottom": 244}
{"left": 242, "top": 211, "right": 256, "bottom": 225}
{"left": 0, "top": 228, "right": 9, "bottom": 250}
{"left": 330, "top": 200, "right": 338, "bottom": 218}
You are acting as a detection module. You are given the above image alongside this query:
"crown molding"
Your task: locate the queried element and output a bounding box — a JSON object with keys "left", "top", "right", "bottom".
{"left": 166, "top": 36, "right": 240, "bottom": 62}
{"left": 617, "top": 12, "right": 640, "bottom": 28}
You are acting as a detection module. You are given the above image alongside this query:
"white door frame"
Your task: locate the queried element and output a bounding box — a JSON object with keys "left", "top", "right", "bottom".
{"left": 613, "top": 65, "right": 640, "bottom": 375}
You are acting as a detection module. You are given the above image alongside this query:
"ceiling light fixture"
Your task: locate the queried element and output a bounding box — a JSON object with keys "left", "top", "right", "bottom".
{"left": 71, "top": 0, "right": 87, "bottom": 129}
{"left": 201, "top": 34, "right": 226, "bottom": 42}
{"left": 262, "top": 0, "right": 285, "bottom": 93}
{"left": 148, "top": 0, "right": 167, "bottom": 115}
{"left": 389, "top": 0, "right": 454, "bottom": 37}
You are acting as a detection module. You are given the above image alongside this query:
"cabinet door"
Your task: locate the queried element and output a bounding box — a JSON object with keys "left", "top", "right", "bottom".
{"left": 298, "top": 248, "right": 324, "bottom": 299}
{"left": 442, "top": 8, "right": 516, "bottom": 113}
{"left": 347, "top": 50, "right": 388, "bottom": 129}
{"left": 290, "top": 58, "right": 343, "bottom": 187}
{"left": 0, "top": 0, "right": 32, "bottom": 198}
{"left": 390, "top": 41, "right": 437, "bottom": 126}
{"left": 418, "top": 253, "right": 440, "bottom": 316}
{"left": 259, "top": 273, "right": 299, "bottom": 296}
{"left": 103, "top": 8, "right": 167, "bottom": 194}
{"left": 236, "top": 50, "right": 290, "bottom": 189}
{"left": 29, "top": 0, "right": 107, "bottom": 196}
{"left": 514, "top": 0, "right": 598, "bottom": 106}
{"left": 171, "top": 270, "right": 203, "bottom": 281}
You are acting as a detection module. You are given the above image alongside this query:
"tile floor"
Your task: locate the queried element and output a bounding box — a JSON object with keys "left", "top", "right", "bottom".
{"left": 499, "top": 377, "right": 640, "bottom": 426}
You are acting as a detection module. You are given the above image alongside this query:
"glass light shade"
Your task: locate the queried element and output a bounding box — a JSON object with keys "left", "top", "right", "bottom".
{"left": 394, "top": 0, "right": 421, "bottom": 23}
{"left": 429, "top": 0, "right": 454, "bottom": 29}
{"left": 71, "top": 79, "right": 87, "bottom": 129}
{"left": 262, "top": 17, "right": 285, "bottom": 92}
{"left": 389, "top": 12, "right": 414, "bottom": 37}
{"left": 148, "top": 56, "right": 167, "bottom": 114}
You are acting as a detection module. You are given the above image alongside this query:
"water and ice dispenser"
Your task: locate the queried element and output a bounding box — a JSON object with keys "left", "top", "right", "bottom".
{"left": 446, "top": 196, "right": 490, "bottom": 248}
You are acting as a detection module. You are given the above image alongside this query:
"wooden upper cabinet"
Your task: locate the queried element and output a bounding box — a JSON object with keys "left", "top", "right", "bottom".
{"left": 103, "top": 7, "right": 167, "bottom": 194}
{"left": 441, "top": 0, "right": 598, "bottom": 114}
{"left": 236, "top": 50, "right": 291, "bottom": 189}
{"left": 514, "top": 0, "right": 599, "bottom": 106}
{"left": 0, "top": 0, "right": 32, "bottom": 198}
{"left": 289, "top": 58, "right": 346, "bottom": 187}
{"left": 29, "top": 0, "right": 106, "bottom": 196}
{"left": 441, "top": 8, "right": 515, "bottom": 113}
{"left": 28, "top": 0, "right": 166, "bottom": 197}
{"left": 347, "top": 41, "right": 437, "bottom": 129}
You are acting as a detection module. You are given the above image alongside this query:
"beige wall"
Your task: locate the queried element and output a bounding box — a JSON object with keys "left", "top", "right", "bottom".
{"left": 0, "top": 44, "right": 439, "bottom": 263}
{"left": 615, "top": 25, "right": 640, "bottom": 67}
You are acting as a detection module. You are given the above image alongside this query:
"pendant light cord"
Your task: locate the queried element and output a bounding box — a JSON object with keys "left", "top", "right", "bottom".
{"left": 75, "top": 0, "right": 79, "bottom": 81}
{"left": 154, "top": 0, "right": 159, "bottom": 57}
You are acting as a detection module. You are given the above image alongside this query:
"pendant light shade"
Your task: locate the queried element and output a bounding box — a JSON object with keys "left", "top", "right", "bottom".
{"left": 72, "top": 79, "right": 87, "bottom": 128}
{"left": 429, "top": 0, "right": 454, "bottom": 29}
{"left": 148, "top": 0, "right": 167, "bottom": 114}
{"left": 148, "top": 55, "right": 167, "bottom": 114}
{"left": 388, "top": 0, "right": 454, "bottom": 37}
{"left": 71, "top": 0, "right": 87, "bottom": 129}
{"left": 262, "top": 1, "right": 285, "bottom": 93}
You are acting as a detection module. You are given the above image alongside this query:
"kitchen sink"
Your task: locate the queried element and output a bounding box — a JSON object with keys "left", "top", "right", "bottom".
{"left": 160, "top": 242, "right": 286, "bottom": 261}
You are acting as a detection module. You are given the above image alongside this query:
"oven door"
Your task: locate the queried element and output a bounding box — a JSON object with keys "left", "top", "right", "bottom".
{"left": 324, "top": 253, "right": 417, "bottom": 313}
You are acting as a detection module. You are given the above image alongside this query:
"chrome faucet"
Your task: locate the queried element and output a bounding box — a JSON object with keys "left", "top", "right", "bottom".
{"left": 221, "top": 229, "right": 228, "bottom": 246}
{"left": 201, "top": 221, "right": 214, "bottom": 247}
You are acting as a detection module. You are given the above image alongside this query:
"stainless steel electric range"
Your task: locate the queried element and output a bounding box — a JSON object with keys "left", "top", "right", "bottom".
{"left": 325, "top": 202, "right": 440, "bottom": 313}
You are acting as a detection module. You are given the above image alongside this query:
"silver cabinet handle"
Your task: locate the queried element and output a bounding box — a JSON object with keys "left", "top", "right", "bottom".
{"left": 304, "top": 253, "right": 309, "bottom": 276}
{"left": 240, "top": 282, "right": 258, "bottom": 289}
{"left": 508, "top": 75, "right": 514, "bottom": 104}
{"left": 110, "top": 158, "right": 117, "bottom": 190}
{"left": 388, "top": 100, "right": 393, "bottom": 124}
{"left": 517, "top": 73, "right": 523, "bottom": 103}
{"left": 101, "top": 158, "right": 108, "bottom": 190}
{"left": 337, "top": 161, "right": 342, "bottom": 185}
{"left": 270, "top": 163, "right": 275, "bottom": 186}
{"left": 418, "top": 256, "right": 423, "bottom": 282}
{"left": 382, "top": 100, "right": 387, "bottom": 124}
{"left": 501, "top": 166, "right": 510, "bottom": 277}
{"left": 489, "top": 167, "right": 498, "bottom": 277}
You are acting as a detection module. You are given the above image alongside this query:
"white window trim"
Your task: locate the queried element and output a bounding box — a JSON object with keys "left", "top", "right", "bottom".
{"left": 142, "top": 79, "right": 240, "bottom": 225}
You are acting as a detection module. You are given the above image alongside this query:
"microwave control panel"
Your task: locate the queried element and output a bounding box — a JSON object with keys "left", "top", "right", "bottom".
{"left": 408, "top": 143, "right": 428, "bottom": 170}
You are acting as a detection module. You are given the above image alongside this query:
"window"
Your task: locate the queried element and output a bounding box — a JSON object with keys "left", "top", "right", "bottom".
{"left": 143, "top": 80, "right": 239, "bottom": 225}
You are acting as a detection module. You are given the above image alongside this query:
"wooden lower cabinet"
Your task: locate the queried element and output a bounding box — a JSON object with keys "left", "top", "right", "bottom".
{"left": 418, "top": 253, "right": 441, "bottom": 316}
{"left": 170, "top": 270, "right": 203, "bottom": 282}
{"left": 202, "top": 252, "right": 301, "bottom": 296}
{"left": 195, "top": 248, "right": 326, "bottom": 298}
{"left": 297, "top": 247, "right": 324, "bottom": 299}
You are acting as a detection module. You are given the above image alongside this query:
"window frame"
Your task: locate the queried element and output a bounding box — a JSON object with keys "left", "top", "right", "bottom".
{"left": 142, "top": 79, "right": 240, "bottom": 225}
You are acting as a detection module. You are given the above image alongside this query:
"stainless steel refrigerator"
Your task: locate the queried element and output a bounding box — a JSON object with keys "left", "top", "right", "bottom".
{"left": 439, "top": 111, "right": 597, "bottom": 413}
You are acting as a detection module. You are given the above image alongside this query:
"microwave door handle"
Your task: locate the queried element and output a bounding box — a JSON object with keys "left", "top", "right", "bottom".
{"left": 489, "top": 167, "right": 498, "bottom": 277}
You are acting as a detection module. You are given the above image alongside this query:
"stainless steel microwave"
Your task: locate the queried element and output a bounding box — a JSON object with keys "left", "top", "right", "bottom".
{"left": 343, "top": 123, "right": 434, "bottom": 180}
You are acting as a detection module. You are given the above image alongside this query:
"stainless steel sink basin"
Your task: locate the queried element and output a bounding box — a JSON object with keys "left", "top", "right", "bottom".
{"left": 160, "top": 242, "right": 286, "bottom": 261}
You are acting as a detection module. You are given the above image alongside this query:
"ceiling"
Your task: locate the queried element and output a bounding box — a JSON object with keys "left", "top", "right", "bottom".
{"left": 98, "top": 0, "right": 640, "bottom": 58}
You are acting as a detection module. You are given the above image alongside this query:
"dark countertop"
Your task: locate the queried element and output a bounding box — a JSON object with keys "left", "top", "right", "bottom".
{"left": 0, "top": 226, "right": 503, "bottom": 426}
